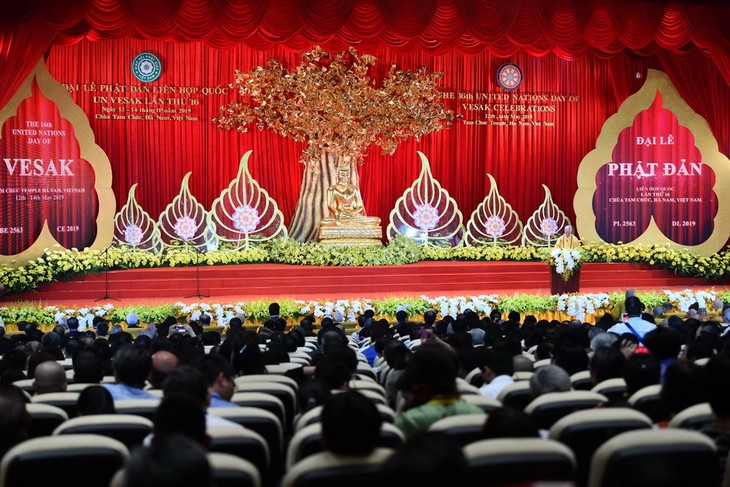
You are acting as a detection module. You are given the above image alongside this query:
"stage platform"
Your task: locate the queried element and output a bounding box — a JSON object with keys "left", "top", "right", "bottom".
{"left": 3, "top": 261, "right": 727, "bottom": 307}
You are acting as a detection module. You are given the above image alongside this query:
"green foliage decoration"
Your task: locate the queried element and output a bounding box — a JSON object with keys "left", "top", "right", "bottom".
{"left": 0, "top": 239, "right": 728, "bottom": 295}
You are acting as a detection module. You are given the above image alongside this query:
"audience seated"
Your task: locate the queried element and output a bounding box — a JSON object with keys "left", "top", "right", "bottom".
{"left": 123, "top": 434, "right": 212, "bottom": 487}
{"left": 77, "top": 385, "right": 116, "bottom": 416}
{"left": 660, "top": 360, "right": 706, "bottom": 424}
{"left": 148, "top": 350, "right": 180, "bottom": 389}
{"left": 152, "top": 394, "right": 210, "bottom": 448}
{"left": 643, "top": 327, "right": 682, "bottom": 382}
{"left": 201, "top": 355, "right": 238, "bottom": 408}
{"left": 40, "top": 331, "right": 64, "bottom": 360}
{"left": 228, "top": 334, "right": 267, "bottom": 376}
{"left": 607, "top": 296, "right": 657, "bottom": 339}
{"left": 33, "top": 360, "right": 67, "bottom": 394}
{"left": 623, "top": 353, "right": 661, "bottom": 396}
{"left": 478, "top": 349, "right": 514, "bottom": 400}
{"left": 699, "top": 356, "right": 730, "bottom": 484}
{"left": 529, "top": 365, "right": 571, "bottom": 399}
{"left": 481, "top": 406, "right": 539, "bottom": 439}
{"left": 0, "top": 385, "right": 29, "bottom": 460}
{"left": 4, "top": 296, "right": 730, "bottom": 485}
{"left": 383, "top": 340, "right": 411, "bottom": 407}
{"left": 161, "top": 365, "right": 243, "bottom": 432}
{"left": 321, "top": 390, "right": 382, "bottom": 455}
{"left": 73, "top": 349, "right": 105, "bottom": 384}
{"left": 381, "top": 432, "right": 466, "bottom": 487}
{"left": 394, "top": 345, "right": 483, "bottom": 441}
{"left": 589, "top": 347, "right": 626, "bottom": 386}
{"left": 103, "top": 344, "right": 158, "bottom": 400}
{"left": 551, "top": 340, "right": 589, "bottom": 376}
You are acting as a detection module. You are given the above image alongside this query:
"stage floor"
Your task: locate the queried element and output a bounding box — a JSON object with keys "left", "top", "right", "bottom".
{"left": 3, "top": 261, "right": 728, "bottom": 307}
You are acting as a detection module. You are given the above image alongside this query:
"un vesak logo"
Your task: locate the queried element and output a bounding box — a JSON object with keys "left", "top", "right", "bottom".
{"left": 497, "top": 63, "right": 523, "bottom": 91}
{"left": 132, "top": 53, "right": 162, "bottom": 83}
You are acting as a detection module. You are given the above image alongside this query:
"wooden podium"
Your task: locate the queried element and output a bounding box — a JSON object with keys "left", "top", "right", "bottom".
{"left": 550, "top": 267, "right": 580, "bottom": 295}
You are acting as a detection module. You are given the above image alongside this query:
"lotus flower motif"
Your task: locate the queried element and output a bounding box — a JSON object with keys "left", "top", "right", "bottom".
{"left": 232, "top": 205, "right": 260, "bottom": 233}
{"left": 540, "top": 217, "right": 559, "bottom": 237}
{"left": 158, "top": 173, "right": 213, "bottom": 249}
{"left": 208, "top": 151, "right": 287, "bottom": 248}
{"left": 174, "top": 216, "right": 198, "bottom": 240}
{"left": 123, "top": 224, "right": 144, "bottom": 245}
{"left": 522, "top": 185, "right": 571, "bottom": 247}
{"left": 114, "top": 184, "right": 161, "bottom": 252}
{"left": 387, "top": 152, "right": 464, "bottom": 247}
{"left": 414, "top": 204, "right": 440, "bottom": 230}
{"left": 485, "top": 216, "right": 507, "bottom": 238}
{"left": 465, "top": 175, "right": 523, "bottom": 246}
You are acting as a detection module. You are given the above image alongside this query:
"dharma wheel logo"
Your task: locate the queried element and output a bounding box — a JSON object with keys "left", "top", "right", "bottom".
{"left": 497, "top": 63, "right": 523, "bottom": 91}
{"left": 132, "top": 52, "right": 162, "bottom": 83}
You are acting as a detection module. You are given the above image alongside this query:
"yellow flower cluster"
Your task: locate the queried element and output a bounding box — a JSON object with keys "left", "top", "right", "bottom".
{"left": 0, "top": 239, "right": 727, "bottom": 295}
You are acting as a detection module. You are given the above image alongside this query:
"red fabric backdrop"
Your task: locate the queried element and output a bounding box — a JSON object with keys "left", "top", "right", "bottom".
{"left": 42, "top": 40, "right": 730, "bottom": 232}
{"left": 2, "top": 0, "right": 730, "bottom": 110}
{"left": 0, "top": 0, "right": 728, "bottom": 240}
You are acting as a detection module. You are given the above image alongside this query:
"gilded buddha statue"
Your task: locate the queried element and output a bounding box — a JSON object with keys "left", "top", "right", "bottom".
{"left": 319, "top": 164, "right": 382, "bottom": 245}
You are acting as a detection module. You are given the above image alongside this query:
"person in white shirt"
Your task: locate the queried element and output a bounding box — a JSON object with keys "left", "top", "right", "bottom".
{"left": 607, "top": 296, "right": 656, "bottom": 340}
{"left": 478, "top": 349, "right": 514, "bottom": 400}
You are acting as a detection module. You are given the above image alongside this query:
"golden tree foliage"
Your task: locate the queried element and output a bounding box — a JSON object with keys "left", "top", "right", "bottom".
{"left": 215, "top": 46, "right": 455, "bottom": 165}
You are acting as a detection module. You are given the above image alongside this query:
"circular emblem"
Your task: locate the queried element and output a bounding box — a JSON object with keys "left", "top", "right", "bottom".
{"left": 497, "top": 63, "right": 523, "bottom": 91}
{"left": 132, "top": 52, "right": 162, "bottom": 83}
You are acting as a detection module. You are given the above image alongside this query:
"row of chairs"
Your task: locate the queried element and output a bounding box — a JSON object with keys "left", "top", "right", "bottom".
{"left": 0, "top": 434, "right": 261, "bottom": 487}
{"left": 278, "top": 427, "right": 721, "bottom": 487}
{"left": 23, "top": 404, "right": 274, "bottom": 478}
{"left": 493, "top": 378, "right": 669, "bottom": 423}
{"left": 12, "top": 405, "right": 724, "bottom": 487}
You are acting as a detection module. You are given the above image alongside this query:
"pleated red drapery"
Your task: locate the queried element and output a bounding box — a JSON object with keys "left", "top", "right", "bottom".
{"left": 2, "top": 0, "right": 730, "bottom": 110}
{"left": 41, "top": 40, "right": 730, "bottom": 232}
{"left": 1, "top": 0, "right": 729, "bottom": 237}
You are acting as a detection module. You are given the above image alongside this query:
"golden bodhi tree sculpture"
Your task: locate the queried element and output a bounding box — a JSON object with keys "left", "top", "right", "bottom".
{"left": 216, "top": 46, "right": 454, "bottom": 242}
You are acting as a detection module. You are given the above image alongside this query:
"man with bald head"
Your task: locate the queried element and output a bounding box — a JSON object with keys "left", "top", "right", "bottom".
{"left": 554, "top": 225, "right": 581, "bottom": 249}
{"left": 148, "top": 351, "right": 180, "bottom": 389}
{"left": 33, "top": 361, "right": 67, "bottom": 394}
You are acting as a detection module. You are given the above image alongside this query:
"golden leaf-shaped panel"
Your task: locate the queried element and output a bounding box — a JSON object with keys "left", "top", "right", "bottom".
{"left": 0, "top": 59, "right": 115, "bottom": 266}
{"left": 522, "top": 184, "right": 572, "bottom": 247}
{"left": 113, "top": 184, "right": 162, "bottom": 253}
{"left": 208, "top": 150, "right": 287, "bottom": 248}
{"left": 158, "top": 173, "right": 214, "bottom": 250}
{"left": 465, "top": 174, "right": 523, "bottom": 246}
{"left": 387, "top": 152, "right": 464, "bottom": 247}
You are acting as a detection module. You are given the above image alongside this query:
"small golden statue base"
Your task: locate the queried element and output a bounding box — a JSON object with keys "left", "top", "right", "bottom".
{"left": 319, "top": 225, "right": 383, "bottom": 246}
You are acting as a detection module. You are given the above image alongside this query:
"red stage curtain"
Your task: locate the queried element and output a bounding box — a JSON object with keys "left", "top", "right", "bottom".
{"left": 1, "top": 0, "right": 730, "bottom": 111}
{"left": 2, "top": 1, "right": 729, "bottom": 245}
{"left": 42, "top": 40, "right": 730, "bottom": 234}
{"left": 0, "top": 18, "right": 58, "bottom": 110}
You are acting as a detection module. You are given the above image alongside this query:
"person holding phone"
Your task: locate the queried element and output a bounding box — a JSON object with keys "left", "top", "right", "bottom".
{"left": 607, "top": 296, "right": 656, "bottom": 342}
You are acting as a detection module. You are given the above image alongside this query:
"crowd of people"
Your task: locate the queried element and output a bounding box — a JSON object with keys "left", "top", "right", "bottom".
{"left": 1, "top": 295, "right": 730, "bottom": 486}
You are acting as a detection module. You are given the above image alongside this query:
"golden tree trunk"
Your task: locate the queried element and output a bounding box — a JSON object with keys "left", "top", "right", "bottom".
{"left": 288, "top": 152, "right": 359, "bottom": 241}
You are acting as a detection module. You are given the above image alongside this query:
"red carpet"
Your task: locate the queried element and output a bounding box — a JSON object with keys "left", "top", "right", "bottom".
{"left": 3, "top": 262, "right": 727, "bottom": 307}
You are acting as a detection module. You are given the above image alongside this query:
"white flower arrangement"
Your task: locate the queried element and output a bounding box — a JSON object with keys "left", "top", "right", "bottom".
{"left": 663, "top": 289, "right": 717, "bottom": 312}
{"left": 548, "top": 248, "right": 582, "bottom": 281}
{"left": 556, "top": 292, "right": 611, "bottom": 322}
{"left": 175, "top": 301, "right": 246, "bottom": 326}
{"left": 6, "top": 289, "right": 726, "bottom": 330}
{"left": 424, "top": 294, "right": 499, "bottom": 319}
{"left": 296, "top": 299, "right": 372, "bottom": 323}
{"left": 48, "top": 305, "right": 114, "bottom": 330}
